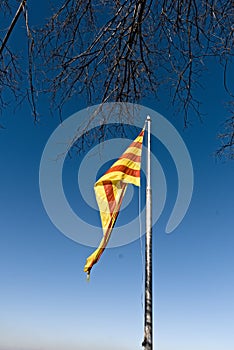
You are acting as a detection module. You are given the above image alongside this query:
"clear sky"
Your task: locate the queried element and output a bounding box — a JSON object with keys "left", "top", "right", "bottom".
{"left": 0, "top": 2, "right": 234, "bottom": 350}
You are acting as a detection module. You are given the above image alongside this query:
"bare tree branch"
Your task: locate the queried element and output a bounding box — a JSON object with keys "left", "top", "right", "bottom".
{"left": 0, "top": 0, "right": 27, "bottom": 57}
{"left": 217, "top": 102, "right": 234, "bottom": 159}
{"left": 23, "top": 5, "right": 37, "bottom": 120}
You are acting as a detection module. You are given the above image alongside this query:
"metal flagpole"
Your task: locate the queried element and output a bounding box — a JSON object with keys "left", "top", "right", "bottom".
{"left": 142, "top": 115, "right": 153, "bottom": 350}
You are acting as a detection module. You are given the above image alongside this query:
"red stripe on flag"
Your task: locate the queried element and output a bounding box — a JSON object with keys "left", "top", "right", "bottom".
{"left": 105, "top": 165, "right": 140, "bottom": 178}
{"left": 119, "top": 152, "right": 141, "bottom": 163}
{"left": 102, "top": 180, "right": 116, "bottom": 214}
{"left": 129, "top": 141, "right": 143, "bottom": 149}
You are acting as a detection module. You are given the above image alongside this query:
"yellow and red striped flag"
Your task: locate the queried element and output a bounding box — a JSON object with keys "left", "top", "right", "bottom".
{"left": 84, "top": 128, "right": 145, "bottom": 277}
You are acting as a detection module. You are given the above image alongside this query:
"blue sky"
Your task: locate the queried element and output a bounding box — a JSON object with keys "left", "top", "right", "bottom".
{"left": 0, "top": 2, "right": 234, "bottom": 350}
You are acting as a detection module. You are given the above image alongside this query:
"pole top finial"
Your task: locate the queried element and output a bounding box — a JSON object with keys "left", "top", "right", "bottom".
{"left": 146, "top": 115, "right": 151, "bottom": 121}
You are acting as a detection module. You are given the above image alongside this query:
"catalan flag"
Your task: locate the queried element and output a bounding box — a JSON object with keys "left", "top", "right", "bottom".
{"left": 84, "top": 128, "right": 145, "bottom": 277}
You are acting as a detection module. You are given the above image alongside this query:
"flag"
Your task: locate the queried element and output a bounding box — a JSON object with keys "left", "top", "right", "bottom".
{"left": 84, "top": 128, "right": 145, "bottom": 277}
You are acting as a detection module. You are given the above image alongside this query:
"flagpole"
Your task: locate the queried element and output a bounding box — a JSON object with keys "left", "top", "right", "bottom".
{"left": 142, "top": 115, "right": 153, "bottom": 350}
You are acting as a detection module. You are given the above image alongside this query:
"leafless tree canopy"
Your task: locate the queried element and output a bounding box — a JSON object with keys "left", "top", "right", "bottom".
{"left": 0, "top": 0, "right": 234, "bottom": 155}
